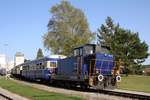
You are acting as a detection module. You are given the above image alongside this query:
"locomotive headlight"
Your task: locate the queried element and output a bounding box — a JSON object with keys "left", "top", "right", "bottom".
{"left": 98, "top": 74, "right": 104, "bottom": 82}
{"left": 116, "top": 75, "right": 121, "bottom": 82}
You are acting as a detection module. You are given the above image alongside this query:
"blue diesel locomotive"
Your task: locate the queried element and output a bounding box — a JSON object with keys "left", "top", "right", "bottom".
{"left": 11, "top": 44, "right": 121, "bottom": 89}
{"left": 52, "top": 44, "right": 120, "bottom": 89}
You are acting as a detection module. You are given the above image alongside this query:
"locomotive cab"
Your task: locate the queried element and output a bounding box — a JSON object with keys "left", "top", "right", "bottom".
{"left": 73, "top": 44, "right": 95, "bottom": 56}
{"left": 73, "top": 44, "right": 96, "bottom": 78}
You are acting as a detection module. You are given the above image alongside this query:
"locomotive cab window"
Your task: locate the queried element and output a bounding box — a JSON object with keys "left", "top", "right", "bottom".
{"left": 74, "top": 48, "right": 83, "bottom": 56}
{"left": 74, "top": 49, "right": 80, "bottom": 56}
{"left": 80, "top": 48, "right": 83, "bottom": 55}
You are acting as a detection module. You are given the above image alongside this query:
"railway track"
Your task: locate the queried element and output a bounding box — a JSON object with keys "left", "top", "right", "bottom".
{"left": 71, "top": 87, "right": 150, "bottom": 100}
{"left": 0, "top": 93, "right": 13, "bottom": 100}
{"left": 96, "top": 89, "right": 150, "bottom": 100}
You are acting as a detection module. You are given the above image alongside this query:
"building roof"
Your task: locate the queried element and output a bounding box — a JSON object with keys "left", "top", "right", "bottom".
{"left": 15, "top": 52, "right": 24, "bottom": 57}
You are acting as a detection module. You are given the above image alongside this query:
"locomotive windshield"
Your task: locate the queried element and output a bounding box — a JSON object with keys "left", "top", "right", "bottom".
{"left": 83, "top": 45, "right": 94, "bottom": 55}
{"left": 73, "top": 44, "right": 95, "bottom": 56}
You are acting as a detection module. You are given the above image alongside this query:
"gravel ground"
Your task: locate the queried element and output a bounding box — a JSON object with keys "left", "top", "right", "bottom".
{"left": 10, "top": 78, "right": 132, "bottom": 100}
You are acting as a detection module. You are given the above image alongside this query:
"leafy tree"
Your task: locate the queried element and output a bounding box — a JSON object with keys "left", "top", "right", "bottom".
{"left": 24, "top": 59, "right": 30, "bottom": 62}
{"left": 36, "top": 48, "right": 44, "bottom": 59}
{"left": 97, "top": 17, "right": 149, "bottom": 73}
{"left": 43, "top": 1, "right": 94, "bottom": 56}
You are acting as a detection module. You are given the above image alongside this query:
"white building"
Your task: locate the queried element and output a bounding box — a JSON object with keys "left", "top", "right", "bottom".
{"left": 0, "top": 54, "right": 6, "bottom": 69}
{"left": 14, "top": 52, "right": 24, "bottom": 66}
{"left": 0, "top": 52, "right": 24, "bottom": 73}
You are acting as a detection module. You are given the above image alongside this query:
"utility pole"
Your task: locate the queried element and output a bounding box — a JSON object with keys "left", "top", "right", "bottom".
{"left": 4, "top": 43, "right": 8, "bottom": 79}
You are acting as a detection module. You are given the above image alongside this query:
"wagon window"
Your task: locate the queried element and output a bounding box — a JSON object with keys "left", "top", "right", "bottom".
{"left": 50, "top": 61, "right": 57, "bottom": 68}
{"left": 40, "top": 63, "right": 42, "bottom": 65}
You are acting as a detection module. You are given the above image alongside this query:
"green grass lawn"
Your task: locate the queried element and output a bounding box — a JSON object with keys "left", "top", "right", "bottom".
{"left": 0, "top": 75, "right": 149, "bottom": 100}
{"left": 118, "top": 75, "right": 150, "bottom": 93}
{"left": 0, "top": 77, "right": 83, "bottom": 100}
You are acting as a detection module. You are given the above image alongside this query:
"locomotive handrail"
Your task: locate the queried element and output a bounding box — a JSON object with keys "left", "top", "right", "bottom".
{"left": 89, "top": 60, "right": 92, "bottom": 77}
{"left": 90, "top": 59, "right": 115, "bottom": 62}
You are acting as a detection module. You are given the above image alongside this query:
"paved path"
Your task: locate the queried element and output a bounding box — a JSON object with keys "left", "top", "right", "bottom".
{"left": 0, "top": 87, "right": 29, "bottom": 100}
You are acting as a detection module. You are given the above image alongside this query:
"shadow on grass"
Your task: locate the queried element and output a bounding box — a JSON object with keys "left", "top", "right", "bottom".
{"left": 33, "top": 94, "right": 56, "bottom": 97}
{"left": 33, "top": 94, "right": 82, "bottom": 100}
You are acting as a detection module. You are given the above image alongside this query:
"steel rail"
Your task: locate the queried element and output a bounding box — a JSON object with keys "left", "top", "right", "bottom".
{"left": 91, "top": 89, "right": 150, "bottom": 100}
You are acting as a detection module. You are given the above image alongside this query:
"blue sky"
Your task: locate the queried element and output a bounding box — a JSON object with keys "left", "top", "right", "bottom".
{"left": 0, "top": 0, "right": 150, "bottom": 64}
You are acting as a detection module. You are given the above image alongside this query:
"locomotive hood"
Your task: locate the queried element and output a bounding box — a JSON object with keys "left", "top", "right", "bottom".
{"left": 95, "top": 53, "right": 115, "bottom": 75}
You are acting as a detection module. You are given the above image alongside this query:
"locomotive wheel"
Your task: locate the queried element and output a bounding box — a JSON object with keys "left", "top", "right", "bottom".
{"left": 103, "top": 77, "right": 116, "bottom": 89}
{"left": 70, "top": 84, "right": 76, "bottom": 88}
{"left": 81, "top": 84, "right": 88, "bottom": 90}
{"left": 93, "top": 81, "right": 104, "bottom": 90}
{"left": 111, "top": 78, "right": 116, "bottom": 86}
